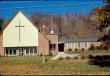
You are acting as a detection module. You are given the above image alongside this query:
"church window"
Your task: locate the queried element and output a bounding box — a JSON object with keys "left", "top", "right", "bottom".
{"left": 13, "top": 49, "right": 16, "bottom": 55}
{"left": 49, "top": 44, "right": 56, "bottom": 50}
{"left": 6, "top": 49, "right": 8, "bottom": 55}
{"left": 10, "top": 49, "right": 12, "bottom": 55}
{"left": 78, "top": 42, "right": 80, "bottom": 47}
{"left": 30, "top": 48, "right": 33, "bottom": 55}
{"left": 26, "top": 48, "right": 29, "bottom": 54}
{"left": 85, "top": 42, "right": 87, "bottom": 47}
{"left": 34, "top": 48, "right": 37, "bottom": 54}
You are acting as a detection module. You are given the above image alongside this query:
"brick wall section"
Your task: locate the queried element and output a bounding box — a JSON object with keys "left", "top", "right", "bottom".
{"left": 46, "top": 34, "right": 58, "bottom": 54}
{"left": 0, "top": 33, "right": 4, "bottom": 56}
{"left": 38, "top": 32, "right": 50, "bottom": 55}
{"left": 46, "top": 34, "right": 58, "bottom": 43}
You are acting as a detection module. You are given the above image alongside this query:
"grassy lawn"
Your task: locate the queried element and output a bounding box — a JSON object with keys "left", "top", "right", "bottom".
{"left": 0, "top": 51, "right": 110, "bottom": 75}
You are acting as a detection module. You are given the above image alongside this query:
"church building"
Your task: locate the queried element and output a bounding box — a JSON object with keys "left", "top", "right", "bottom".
{"left": 0, "top": 11, "right": 58, "bottom": 56}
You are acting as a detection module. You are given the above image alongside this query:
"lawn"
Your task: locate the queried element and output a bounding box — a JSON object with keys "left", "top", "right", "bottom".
{"left": 0, "top": 51, "right": 110, "bottom": 75}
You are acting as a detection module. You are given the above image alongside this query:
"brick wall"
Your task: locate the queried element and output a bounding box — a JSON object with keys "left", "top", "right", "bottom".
{"left": 0, "top": 33, "right": 4, "bottom": 56}
{"left": 38, "top": 32, "right": 50, "bottom": 55}
{"left": 46, "top": 34, "right": 58, "bottom": 54}
{"left": 46, "top": 34, "right": 58, "bottom": 43}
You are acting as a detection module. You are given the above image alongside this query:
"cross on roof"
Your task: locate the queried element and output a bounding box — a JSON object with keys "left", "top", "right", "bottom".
{"left": 15, "top": 20, "right": 24, "bottom": 43}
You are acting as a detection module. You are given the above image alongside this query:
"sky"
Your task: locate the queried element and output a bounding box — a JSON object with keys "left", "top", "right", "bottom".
{"left": 0, "top": 0, "right": 106, "bottom": 19}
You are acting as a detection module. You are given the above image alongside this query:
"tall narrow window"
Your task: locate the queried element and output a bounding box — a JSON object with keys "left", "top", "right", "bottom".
{"left": 49, "top": 44, "right": 52, "bottom": 50}
{"left": 66, "top": 43, "right": 68, "bottom": 48}
{"left": 10, "top": 49, "right": 12, "bottom": 55}
{"left": 49, "top": 44, "right": 56, "bottom": 50}
{"left": 30, "top": 48, "right": 34, "bottom": 55}
{"left": 34, "top": 48, "right": 37, "bottom": 54}
{"left": 13, "top": 49, "right": 16, "bottom": 55}
{"left": 85, "top": 42, "right": 87, "bottom": 47}
{"left": 78, "top": 42, "right": 80, "bottom": 47}
{"left": 53, "top": 44, "right": 56, "bottom": 50}
{"left": 6, "top": 49, "right": 8, "bottom": 55}
{"left": 71, "top": 43, "right": 73, "bottom": 48}
{"left": 26, "top": 48, "right": 29, "bottom": 55}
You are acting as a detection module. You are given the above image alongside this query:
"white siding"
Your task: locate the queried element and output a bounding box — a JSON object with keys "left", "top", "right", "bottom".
{"left": 3, "top": 12, "right": 38, "bottom": 47}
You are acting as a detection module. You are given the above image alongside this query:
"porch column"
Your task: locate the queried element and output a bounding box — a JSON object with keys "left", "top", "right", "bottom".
{"left": 56, "top": 43, "right": 58, "bottom": 54}
{"left": 16, "top": 49, "right": 19, "bottom": 56}
{"left": 29, "top": 48, "right": 30, "bottom": 56}
{"left": 12, "top": 49, "right": 13, "bottom": 56}
{"left": 24, "top": 49, "right": 26, "bottom": 56}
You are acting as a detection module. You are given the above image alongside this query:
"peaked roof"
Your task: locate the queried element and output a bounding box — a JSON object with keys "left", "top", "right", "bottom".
{"left": 61, "top": 38, "right": 99, "bottom": 43}
{"left": 3, "top": 11, "right": 50, "bottom": 41}
{"left": 3, "top": 11, "right": 38, "bottom": 31}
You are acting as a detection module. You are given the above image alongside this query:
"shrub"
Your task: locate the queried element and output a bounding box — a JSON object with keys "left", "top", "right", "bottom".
{"left": 88, "top": 55, "right": 94, "bottom": 59}
{"left": 75, "top": 48, "right": 78, "bottom": 51}
{"left": 81, "top": 55, "right": 85, "bottom": 59}
{"left": 81, "top": 48, "right": 85, "bottom": 51}
{"left": 49, "top": 52, "right": 53, "bottom": 56}
{"left": 89, "top": 55, "right": 110, "bottom": 67}
{"left": 58, "top": 57, "right": 63, "bottom": 60}
{"left": 68, "top": 49, "right": 72, "bottom": 51}
{"left": 96, "top": 45, "right": 108, "bottom": 51}
{"left": 66, "top": 56, "right": 71, "bottom": 59}
{"left": 89, "top": 44, "right": 95, "bottom": 50}
{"left": 74, "top": 56, "right": 78, "bottom": 59}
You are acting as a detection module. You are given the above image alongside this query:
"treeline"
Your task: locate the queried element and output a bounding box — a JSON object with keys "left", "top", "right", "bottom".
{"left": 0, "top": 12, "right": 104, "bottom": 39}
{"left": 31, "top": 12, "right": 104, "bottom": 39}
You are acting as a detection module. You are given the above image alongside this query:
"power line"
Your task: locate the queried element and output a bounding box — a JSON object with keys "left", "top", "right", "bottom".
{"left": 0, "top": 2, "right": 104, "bottom": 10}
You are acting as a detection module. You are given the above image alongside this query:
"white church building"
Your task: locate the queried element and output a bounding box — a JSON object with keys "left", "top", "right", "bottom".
{"left": 0, "top": 11, "right": 59, "bottom": 56}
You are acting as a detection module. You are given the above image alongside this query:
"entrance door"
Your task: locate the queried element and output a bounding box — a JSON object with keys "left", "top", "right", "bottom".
{"left": 18, "top": 48, "right": 24, "bottom": 56}
{"left": 58, "top": 43, "right": 64, "bottom": 52}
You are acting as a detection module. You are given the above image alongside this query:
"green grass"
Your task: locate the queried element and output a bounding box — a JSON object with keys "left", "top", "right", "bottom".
{"left": 0, "top": 56, "right": 51, "bottom": 64}
{"left": 0, "top": 51, "right": 110, "bottom": 75}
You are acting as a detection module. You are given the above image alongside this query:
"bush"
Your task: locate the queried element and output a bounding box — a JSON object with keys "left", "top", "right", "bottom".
{"left": 74, "top": 56, "right": 78, "bottom": 59}
{"left": 104, "top": 46, "right": 108, "bottom": 50}
{"left": 88, "top": 55, "right": 94, "bottom": 59}
{"left": 58, "top": 57, "right": 63, "bottom": 60}
{"left": 81, "top": 48, "right": 85, "bottom": 51}
{"left": 96, "top": 45, "right": 108, "bottom": 51}
{"left": 66, "top": 56, "right": 71, "bottom": 59}
{"left": 75, "top": 48, "right": 78, "bottom": 51}
{"left": 68, "top": 49, "right": 72, "bottom": 51}
{"left": 49, "top": 52, "right": 53, "bottom": 56}
{"left": 81, "top": 55, "right": 85, "bottom": 59}
{"left": 89, "top": 44, "right": 95, "bottom": 50}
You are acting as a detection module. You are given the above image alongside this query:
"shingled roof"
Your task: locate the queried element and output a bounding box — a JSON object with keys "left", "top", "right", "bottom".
{"left": 61, "top": 38, "right": 99, "bottom": 43}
